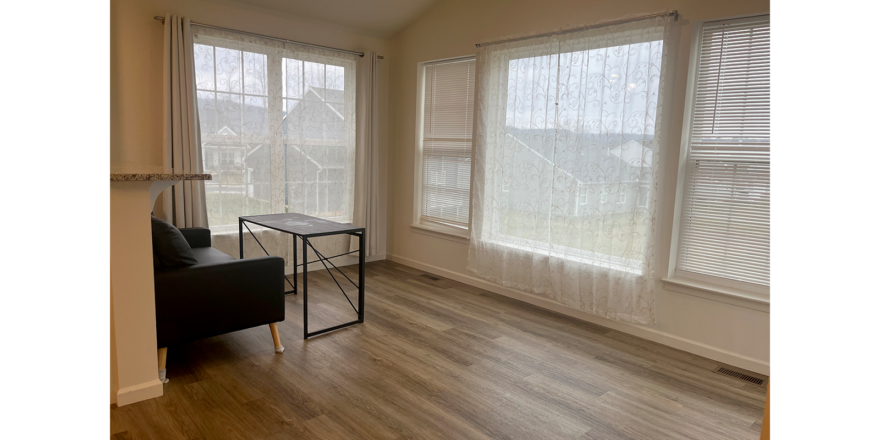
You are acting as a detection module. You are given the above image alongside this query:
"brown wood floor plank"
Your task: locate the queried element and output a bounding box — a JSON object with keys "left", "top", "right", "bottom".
{"left": 110, "top": 404, "right": 128, "bottom": 435}
{"left": 111, "top": 260, "right": 765, "bottom": 440}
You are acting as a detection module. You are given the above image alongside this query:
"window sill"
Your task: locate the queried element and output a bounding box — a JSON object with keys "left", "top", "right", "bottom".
{"left": 485, "top": 236, "right": 643, "bottom": 275}
{"left": 661, "top": 277, "right": 769, "bottom": 312}
{"left": 410, "top": 223, "right": 469, "bottom": 244}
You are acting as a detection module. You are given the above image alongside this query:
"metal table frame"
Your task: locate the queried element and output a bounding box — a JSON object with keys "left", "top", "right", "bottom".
{"left": 238, "top": 215, "right": 365, "bottom": 339}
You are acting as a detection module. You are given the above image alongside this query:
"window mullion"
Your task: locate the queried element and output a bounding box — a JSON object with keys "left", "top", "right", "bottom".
{"left": 267, "top": 50, "right": 285, "bottom": 215}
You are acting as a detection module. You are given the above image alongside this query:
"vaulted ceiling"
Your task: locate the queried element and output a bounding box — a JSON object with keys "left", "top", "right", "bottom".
{"left": 230, "top": 0, "right": 441, "bottom": 38}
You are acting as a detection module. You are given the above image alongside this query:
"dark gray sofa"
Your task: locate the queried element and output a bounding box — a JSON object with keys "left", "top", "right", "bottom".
{"left": 153, "top": 227, "right": 286, "bottom": 379}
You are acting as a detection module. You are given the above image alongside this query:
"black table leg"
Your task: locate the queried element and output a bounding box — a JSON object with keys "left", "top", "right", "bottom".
{"left": 292, "top": 235, "right": 297, "bottom": 295}
{"left": 300, "top": 232, "right": 365, "bottom": 338}
{"left": 302, "top": 236, "right": 309, "bottom": 340}
{"left": 239, "top": 219, "right": 243, "bottom": 260}
{"left": 358, "top": 232, "right": 365, "bottom": 323}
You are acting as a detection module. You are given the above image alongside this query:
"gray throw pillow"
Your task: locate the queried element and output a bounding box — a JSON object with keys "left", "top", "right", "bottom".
{"left": 151, "top": 215, "right": 198, "bottom": 268}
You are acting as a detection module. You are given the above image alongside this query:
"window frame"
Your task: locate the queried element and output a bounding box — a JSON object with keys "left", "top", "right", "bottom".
{"left": 411, "top": 55, "right": 477, "bottom": 243}
{"left": 664, "top": 14, "right": 771, "bottom": 308}
{"left": 462, "top": 38, "right": 667, "bottom": 274}
{"left": 193, "top": 33, "right": 357, "bottom": 233}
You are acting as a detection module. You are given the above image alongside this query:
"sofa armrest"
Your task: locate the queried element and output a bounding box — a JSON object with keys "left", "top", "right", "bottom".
{"left": 154, "top": 256, "right": 285, "bottom": 347}
{"left": 179, "top": 227, "right": 212, "bottom": 248}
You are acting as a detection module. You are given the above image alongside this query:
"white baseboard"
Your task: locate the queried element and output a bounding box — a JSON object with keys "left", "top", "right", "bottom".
{"left": 284, "top": 253, "right": 386, "bottom": 276}
{"left": 116, "top": 379, "right": 164, "bottom": 407}
{"left": 386, "top": 253, "right": 769, "bottom": 375}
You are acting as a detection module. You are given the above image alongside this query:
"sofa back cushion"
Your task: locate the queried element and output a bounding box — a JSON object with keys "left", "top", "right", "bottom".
{"left": 151, "top": 215, "right": 198, "bottom": 268}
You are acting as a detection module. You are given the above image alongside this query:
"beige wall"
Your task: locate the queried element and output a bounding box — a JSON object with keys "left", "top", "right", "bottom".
{"left": 110, "top": 258, "right": 117, "bottom": 405}
{"left": 386, "top": 0, "right": 770, "bottom": 372}
{"left": 110, "top": 0, "right": 393, "bottom": 404}
{"left": 109, "top": 0, "right": 119, "bottom": 405}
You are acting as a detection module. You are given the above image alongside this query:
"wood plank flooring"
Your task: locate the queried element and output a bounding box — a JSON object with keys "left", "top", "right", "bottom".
{"left": 110, "top": 260, "right": 767, "bottom": 440}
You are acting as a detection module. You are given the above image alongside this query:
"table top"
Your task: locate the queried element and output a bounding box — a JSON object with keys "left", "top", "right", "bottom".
{"left": 240, "top": 213, "right": 364, "bottom": 238}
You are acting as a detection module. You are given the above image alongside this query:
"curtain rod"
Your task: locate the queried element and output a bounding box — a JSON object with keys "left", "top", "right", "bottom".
{"left": 423, "top": 55, "right": 475, "bottom": 66}
{"left": 153, "top": 16, "right": 383, "bottom": 59}
{"left": 474, "top": 10, "right": 679, "bottom": 48}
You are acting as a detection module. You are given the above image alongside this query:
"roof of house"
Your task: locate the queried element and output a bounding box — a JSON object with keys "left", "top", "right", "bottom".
{"left": 506, "top": 129, "right": 654, "bottom": 185}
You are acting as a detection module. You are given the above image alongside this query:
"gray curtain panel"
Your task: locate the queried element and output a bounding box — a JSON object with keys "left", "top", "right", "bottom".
{"left": 351, "top": 52, "right": 384, "bottom": 257}
{"left": 162, "top": 14, "right": 208, "bottom": 228}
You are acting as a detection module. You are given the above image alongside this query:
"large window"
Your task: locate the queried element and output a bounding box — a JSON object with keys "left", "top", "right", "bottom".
{"left": 466, "top": 16, "right": 673, "bottom": 324}
{"left": 673, "top": 15, "right": 770, "bottom": 291}
{"left": 475, "top": 34, "right": 664, "bottom": 268}
{"left": 192, "top": 27, "right": 357, "bottom": 232}
{"left": 416, "top": 57, "right": 476, "bottom": 233}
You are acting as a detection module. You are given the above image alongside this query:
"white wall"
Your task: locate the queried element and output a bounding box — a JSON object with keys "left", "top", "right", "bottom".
{"left": 110, "top": 0, "right": 393, "bottom": 404}
{"left": 386, "top": 0, "right": 770, "bottom": 373}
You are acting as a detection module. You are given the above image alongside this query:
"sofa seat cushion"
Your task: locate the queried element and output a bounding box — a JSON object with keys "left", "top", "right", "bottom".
{"left": 191, "top": 247, "right": 237, "bottom": 266}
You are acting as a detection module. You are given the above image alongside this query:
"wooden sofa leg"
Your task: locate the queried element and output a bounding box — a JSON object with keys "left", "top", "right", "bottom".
{"left": 269, "top": 323, "right": 284, "bottom": 353}
{"left": 157, "top": 347, "right": 169, "bottom": 383}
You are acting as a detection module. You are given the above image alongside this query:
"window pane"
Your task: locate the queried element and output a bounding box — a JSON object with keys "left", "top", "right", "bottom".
{"left": 243, "top": 51, "right": 268, "bottom": 95}
{"left": 304, "top": 61, "right": 325, "bottom": 91}
{"left": 197, "top": 91, "right": 217, "bottom": 135}
{"left": 675, "top": 16, "right": 771, "bottom": 288}
{"left": 194, "top": 44, "right": 215, "bottom": 90}
{"left": 326, "top": 65, "right": 345, "bottom": 91}
{"left": 242, "top": 95, "right": 268, "bottom": 138}
{"left": 216, "top": 92, "right": 242, "bottom": 135}
{"left": 214, "top": 47, "right": 241, "bottom": 93}
{"left": 284, "top": 59, "right": 303, "bottom": 99}
{"left": 282, "top": 58, "right": 353, "bottom": 221}
{"left": 420, "top": 58, "right": 475, "bottom": 229}
{"left": 496, "top": 41, "right": 662, "bottom": 259}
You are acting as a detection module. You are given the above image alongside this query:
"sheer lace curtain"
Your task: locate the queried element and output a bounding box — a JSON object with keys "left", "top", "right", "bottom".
{"left": 191, "top": 25, "right": 357, "bottom": 265}
{"left": 467, "top": 15, "right": 673, "bottom": 324}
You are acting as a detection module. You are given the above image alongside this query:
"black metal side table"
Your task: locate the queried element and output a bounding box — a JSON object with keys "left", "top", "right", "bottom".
{"left": 238, "top": 213, "right": 365, "bottom": 339}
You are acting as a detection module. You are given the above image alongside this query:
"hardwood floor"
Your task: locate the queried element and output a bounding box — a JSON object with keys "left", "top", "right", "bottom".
{"left": 110, "top": 260, "right": 767, "bottom": 440}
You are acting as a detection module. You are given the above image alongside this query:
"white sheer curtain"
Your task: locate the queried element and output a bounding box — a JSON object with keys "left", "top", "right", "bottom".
{"left": 468, "top": 15, "right": 673, "bottom": 324}
{"left": 191, "top": 25, "right": 357, "bottom": 264}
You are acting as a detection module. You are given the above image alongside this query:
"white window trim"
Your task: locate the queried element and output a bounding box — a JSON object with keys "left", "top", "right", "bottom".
{"left": 667, "top": 13, "right": 771, "bottom": 307}
{"left": 410, "top": 222, "right": 469, "bottom": 243}
{"left": 661, "top": 277, "right": 769, "bottom": 312}
{"left": 412, "top": 55, "right": 477, "bottom": 240}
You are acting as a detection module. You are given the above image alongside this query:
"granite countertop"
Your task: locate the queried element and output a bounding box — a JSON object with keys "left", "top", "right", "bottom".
{"left": 110, "top": 173, "right": 213, "bottom": 181}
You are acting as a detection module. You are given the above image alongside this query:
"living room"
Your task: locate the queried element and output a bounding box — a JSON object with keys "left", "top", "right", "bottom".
{"left": 4, "top": 0, "right": 876, "bottom": 438}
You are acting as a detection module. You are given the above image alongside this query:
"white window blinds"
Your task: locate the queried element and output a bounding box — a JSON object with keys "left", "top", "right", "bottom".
{"left": 420, "top": 57, "right": 476, "bottom": 229}
{"left": 676, "top": 15, "right": 770, "bottom": 288}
